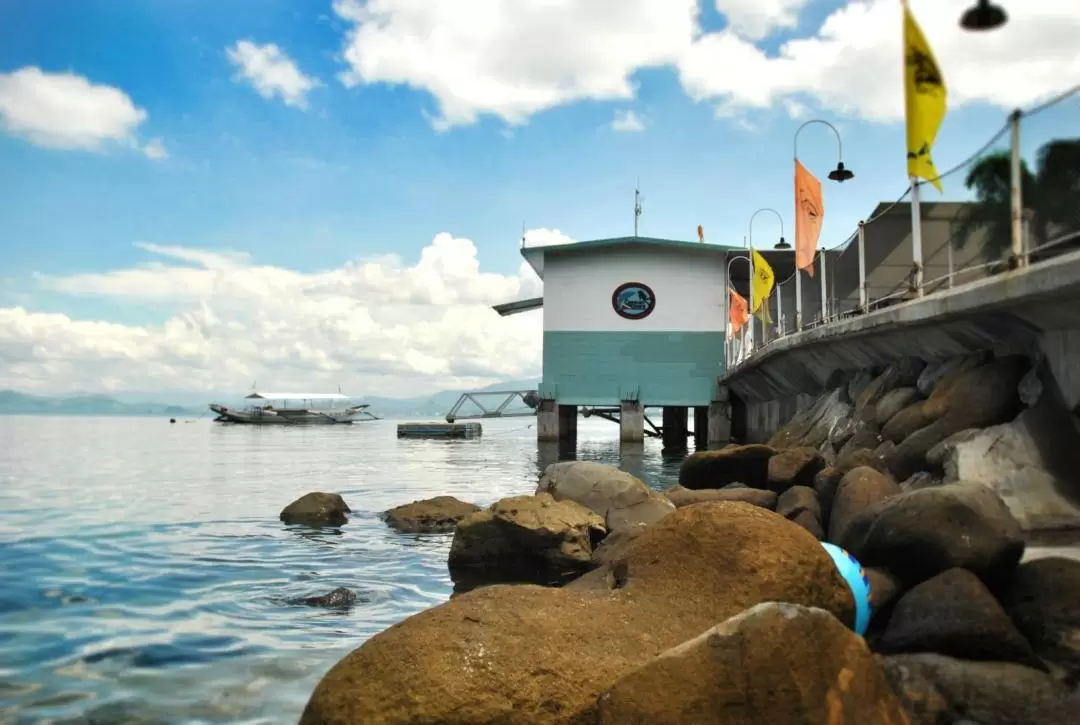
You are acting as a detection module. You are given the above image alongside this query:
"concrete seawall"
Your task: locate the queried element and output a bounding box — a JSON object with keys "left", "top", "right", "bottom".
{"left": 717, "top": 249, "right": 1080, "bottom": 532}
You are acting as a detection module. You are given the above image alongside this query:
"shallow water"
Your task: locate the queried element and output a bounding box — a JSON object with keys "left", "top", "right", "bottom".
{"left": 0, "top": 415, "right": 682, "bottom": 724}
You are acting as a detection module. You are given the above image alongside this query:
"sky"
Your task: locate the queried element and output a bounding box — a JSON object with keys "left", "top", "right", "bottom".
{"left": 0, "top": 0, "right": 1078, "bottom": 398}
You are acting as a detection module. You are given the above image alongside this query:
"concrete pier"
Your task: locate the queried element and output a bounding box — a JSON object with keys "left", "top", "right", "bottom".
{"left": 537, "top": 399, "right": 578, "bottom": 447}
{"left": 558, "top": 404, "right": 578, "bottom": 448}
{"left": 620, "top": 400, "right": 644, "bottom": 443}
{"left": 661, "top": 406, "right": 688, "bottom": 453}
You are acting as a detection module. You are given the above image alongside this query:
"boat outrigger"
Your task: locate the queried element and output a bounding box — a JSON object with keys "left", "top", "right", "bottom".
{"left": 209, "top": 392, "right": 380, "bottom": 425}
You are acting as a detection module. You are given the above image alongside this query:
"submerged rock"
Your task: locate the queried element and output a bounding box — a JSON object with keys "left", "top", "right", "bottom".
{"left": 288, "top": 587, "right": 358, "bottom": 609}
{"left": 300, "top": 502, "right": 856, "bottom": 725}
{"left": 383, "top": 495, "right": 480, "bottom": 533}
{"left": 596, "top": 602, "right": 908, "bottom": 725}
{"left": 280, "top": 492, "right": 351, "bottom": 527}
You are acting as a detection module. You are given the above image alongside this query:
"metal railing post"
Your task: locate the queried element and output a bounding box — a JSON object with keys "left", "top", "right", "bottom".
{"left": 1009, "top": 109, "right": 1026, "bottom": 268}
{"left": 857, "top": 221, "right": 867, "bottom": 313}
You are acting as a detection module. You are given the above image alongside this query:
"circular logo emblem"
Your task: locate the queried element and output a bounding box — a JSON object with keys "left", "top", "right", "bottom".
{"left": 611, "top": 282, "right": 656, "bottom": 320}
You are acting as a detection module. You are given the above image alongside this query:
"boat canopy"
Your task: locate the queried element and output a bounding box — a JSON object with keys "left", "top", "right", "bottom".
{"left": 244, "top": 392, "right": 350, "bottom": 401}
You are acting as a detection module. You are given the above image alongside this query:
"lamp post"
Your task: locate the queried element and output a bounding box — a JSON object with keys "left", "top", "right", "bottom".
{"left": 792, "top": 118, "right": 853, "bottom": 330}
{"left": 960, "top": 1, "right": 1007, "bottom": 31}
{"left": 748, "top": 208, "right": 787, "bottom": 336}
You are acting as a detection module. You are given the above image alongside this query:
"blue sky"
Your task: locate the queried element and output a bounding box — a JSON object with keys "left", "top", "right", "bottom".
{"left": 0, "top": 0, "right": 1077, "bottom": 395}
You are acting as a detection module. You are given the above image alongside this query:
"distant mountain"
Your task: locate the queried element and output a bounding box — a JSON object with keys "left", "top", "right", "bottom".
{"left": 0, "top": 377, "right": 542, "bottom": 419}
{"left": 0, "top": 390, "right": 202, "bottom": 417}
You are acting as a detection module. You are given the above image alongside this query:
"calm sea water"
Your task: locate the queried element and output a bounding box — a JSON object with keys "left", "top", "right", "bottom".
{"left": 0, "top": 415, "right": 682, "bottom": 725}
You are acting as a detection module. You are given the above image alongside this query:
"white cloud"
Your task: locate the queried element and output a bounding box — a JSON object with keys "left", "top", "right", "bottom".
{"left": 681, "top": 0, "right": 1080, "bottom": 122}
{"left": 226, "top": 40, "right": 320, "bottom": 110}
{"left": 522, "top": 228, "right": 575, "bottom": 248}
{"left": 142, "top": 137, "right": 168, "bottom": 160}
{"left": 0, "top": 66, "right": 162, "bottom": 154}
{"left": 1, "top": 233, "right": 563, "bottom": 396}
{"left": 713, "top": 0, "right": 811, "bottom": 41}
{"left": 611, "top": 109, "right": 645, "bottom": 132}
{"left": 331, "top": 0, "right": 697, "bottom": 130}
{"left": 329, "top": 0, "right": 1080, "bottom": 128}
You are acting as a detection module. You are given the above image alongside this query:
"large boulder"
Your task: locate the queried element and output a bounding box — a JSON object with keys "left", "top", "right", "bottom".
{"left": 875, "top": 568, "right": 1044, "bottom": 669}
{"left": 678, "top": 444, "right": 776, "bottom": 490}
{"left": 448, "top": 493, "right": 605, "bottom": 593}
{"left": 664, "top": 485, "right": 777, "bottom": 510}
{"left": 279, "top": 492, "right": 351, "bottom": 526}
{"left": 536, "top": 461, "right": 674, "bottom": 532}
{"left": 926, "top": 399, "right": 1080, "bottom": 530}
{"left": 827, "top": 466, "right": 901, "bottom": 545}
{"left": 595, "top": 602, "right": 909, "bottom": 725}
{"left": 879, "top": 653, "right": 1067, "bottom": 725}
{"left": 875, "top": 387, "right": 921, "bottom": 427}
{"left": 885, "top": 355, "right": 1030, "bottom": 481}
{"left": 300, "top": 503, "right": 857, "bottom": 725}
{"left": 776, "top": 486, "right": 824, "bottom": 540}
{"left": 383, "top": 495, "right": 480, "bottom": 533}
{"left": 766, "top": 446, "right": 825, "bottom": 493}
{"left": 1002, "top": 557, "right": 1080, "bottom": 683}
{"left": 768, "top": 388, "right": 849, "bottom": 450}
{"left": 838, "top": 481, "right": 1025, "bottom": 588}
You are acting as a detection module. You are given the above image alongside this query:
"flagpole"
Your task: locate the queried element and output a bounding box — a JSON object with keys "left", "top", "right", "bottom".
{"left": 910, "top": 177, "right": 924, "bottom": 296}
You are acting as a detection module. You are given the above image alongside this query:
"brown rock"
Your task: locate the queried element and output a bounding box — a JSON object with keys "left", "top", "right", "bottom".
{"left": 448, "top": 493, "right": 606, "bottom": 593}
{"left": 595, "top": 602, "right": 909, "bottom": 725}
{"left": 279, "top": 492, "right": 351, "bottom": 527}
{"left": 866, "top": 567, "right": 903, "bottom": 615}
{"left": 875, "top": 386, "right": 921, "bottom": 426}
{"left": 790, "top": 510, "right": 825, "bottom": 540}
{"left": 678, "top": 444, "right": 777, "bottom": 490}
{"left": 881, "top": 401, "right": 936, "bottom": 444}
{"left": 878, "top": 653, "right": 1066, "bottom": 725}
{"left": 591, "top": 522, "right": 647, "bottom": 568}
{"left": 876, "top": 568, "right": 1044, "bottom": 668}
{"left": 665, "top": 485, "right": 777, "bottom": 510}
{"left": 1002, "top": 557, "right": 1080, "bottom": 683}
{"left": 300, "top": 503, "right": 857, "bottom": 725}
{"left": 836, "top": 422, "right": 881, "bottom": 462}
{"left": 383, "top": 495, "right": 479, "bottom": 533}
{"left": 766, "top": 446, "right": 825, "bottom": 493}
{"left": 886, "top": 356, "right": 1030, "bottom": 481}
{"left": 536, "top": 461, "right": 674, "bottom": 532}
{"left": 776, "top": 485, "right": 821, "bottom": 520}
{"left": 838, "top": 481, "right": 1025, "bottom": 588}
{"left": 835, "top": 446, "right": 887, "bottom": 474}
{"left": 813, "top": 466, "right": 844, "bottom": 522}
{"left": 827, "top": 466, "right": 900, "bottom": 545}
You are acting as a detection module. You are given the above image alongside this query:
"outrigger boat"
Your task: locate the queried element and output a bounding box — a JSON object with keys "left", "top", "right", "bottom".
{"left": 209, "top": 392, "right": 380, "bottom": 425}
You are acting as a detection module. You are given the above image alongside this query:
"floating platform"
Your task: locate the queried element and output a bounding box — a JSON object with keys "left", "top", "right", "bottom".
{"left": 396, "top": 422, "right": 483, "bottom": 439}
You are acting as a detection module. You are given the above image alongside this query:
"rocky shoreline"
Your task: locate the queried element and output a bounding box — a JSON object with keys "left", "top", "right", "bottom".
{"left": 283, "top": 352, "right": 1080, "bottom": 724}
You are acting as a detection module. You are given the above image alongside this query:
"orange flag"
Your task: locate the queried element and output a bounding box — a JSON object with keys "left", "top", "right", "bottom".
{"left": 728, "top": 287, "right": 749, "bottom": 335}
{"left": 794, "top": 159, "right": 824, "bottom": 278}
{"left": 697, "top": 224, "right": 704, "bottom": 242}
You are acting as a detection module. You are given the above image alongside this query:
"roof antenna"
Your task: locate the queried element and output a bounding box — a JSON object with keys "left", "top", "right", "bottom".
{"left": 521, "top": 220, "right": 526, "bottom": 248}
{"left": 633, "top": 180, "right": 644, "bottom": 238}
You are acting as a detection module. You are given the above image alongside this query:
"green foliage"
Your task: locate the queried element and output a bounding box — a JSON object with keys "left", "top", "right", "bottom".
{"left": 955, "top": 138, "right": 1080, "bottom": 262}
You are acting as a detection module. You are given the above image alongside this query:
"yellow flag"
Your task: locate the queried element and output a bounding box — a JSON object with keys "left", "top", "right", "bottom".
{"left": 903, "top": 1, "right": 947, "bottom": 193}
{"left": 750, "top": 247, "right": 774, "bottom": 322}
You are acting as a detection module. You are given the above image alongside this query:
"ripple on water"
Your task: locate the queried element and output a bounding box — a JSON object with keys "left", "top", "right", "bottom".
{"left": 0, "top": 415, "right": 682, "bottom": 723}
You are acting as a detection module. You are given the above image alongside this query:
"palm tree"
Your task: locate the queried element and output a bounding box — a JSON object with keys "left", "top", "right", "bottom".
{"left": 954, "top": 138, "right": 1080, "bottom": 262}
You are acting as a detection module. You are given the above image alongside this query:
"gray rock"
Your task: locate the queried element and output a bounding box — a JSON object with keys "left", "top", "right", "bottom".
{"left": 875, "top": 568, "right": 1044, "bottom": 669}
{"left": 289, "top": 587, "right": 358, "bottom": 609}
{"left": 878, "top": 653, "right": 1066, "bottom": 725}
{"left": 537, "top": 461, "right": 674, "bottom": 532}
{"left": 839, "top": 481, "right": 1025, "bottom": 588}
{"left": 875, "top": 387, "right": 921, "bottom": 427}
{"left": 1002, "top": 557, "right": 1080, "bottom": 684}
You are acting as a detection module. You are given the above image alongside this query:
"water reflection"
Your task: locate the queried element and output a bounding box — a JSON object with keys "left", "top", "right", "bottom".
{"left": 0, "top": 415, "right": 684, "bottom": 723}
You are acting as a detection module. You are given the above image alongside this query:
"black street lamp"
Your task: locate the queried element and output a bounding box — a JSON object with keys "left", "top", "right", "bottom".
{"left": 960, "top": 1, "right": 1008, "bottom": 31}
{"left": 794, "top": 119, "right": 854, "bottom": 183}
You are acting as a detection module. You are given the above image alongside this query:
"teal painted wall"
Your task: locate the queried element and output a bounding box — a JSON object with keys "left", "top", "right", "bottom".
{"left": 539, "top": 331, "right": 726, "bottom": 406}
